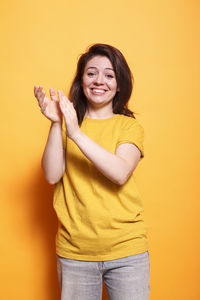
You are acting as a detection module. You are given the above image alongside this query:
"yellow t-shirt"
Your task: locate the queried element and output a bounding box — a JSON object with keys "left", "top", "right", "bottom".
{"left": 53, "top": 114, "right": 148, "bottom": 261}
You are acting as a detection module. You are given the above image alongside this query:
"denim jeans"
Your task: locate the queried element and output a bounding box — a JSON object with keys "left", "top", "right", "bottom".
{"left": 56, "top": 251, "right": 150, "bottom": 300}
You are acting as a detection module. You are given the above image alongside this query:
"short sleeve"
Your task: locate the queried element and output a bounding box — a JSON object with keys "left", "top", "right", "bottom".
{"left": 116, "top": 117, "right": 144, "bottom": 159}
{"left": 62, "top": 118, "right": 67, "bottom": 150}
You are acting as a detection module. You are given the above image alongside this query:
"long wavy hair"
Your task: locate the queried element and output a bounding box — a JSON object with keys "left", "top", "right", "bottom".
{"left": 69, "top": 43, "right": 135, "bottom": 125}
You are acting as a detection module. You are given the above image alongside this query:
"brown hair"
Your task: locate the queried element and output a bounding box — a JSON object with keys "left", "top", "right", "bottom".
{"left": 69, "top": 43, "right": 135, "bottom": 125}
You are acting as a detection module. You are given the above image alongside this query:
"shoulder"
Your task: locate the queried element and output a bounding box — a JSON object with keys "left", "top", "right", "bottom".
{"left": 114, "top": 114, "right": 144, "bottom": 132}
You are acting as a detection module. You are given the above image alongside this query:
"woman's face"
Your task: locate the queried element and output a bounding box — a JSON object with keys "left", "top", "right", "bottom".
{"left": 82, "top": 55, "right": 118, "bottom": 109}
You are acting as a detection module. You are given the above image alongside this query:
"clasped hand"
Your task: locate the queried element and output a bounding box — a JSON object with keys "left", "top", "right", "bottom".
{"left": 34, "top": 86, "right": 80, "bottom": 140}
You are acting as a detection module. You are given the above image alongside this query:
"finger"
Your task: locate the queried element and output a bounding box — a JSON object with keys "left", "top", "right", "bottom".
{"left": 57, "top": 89, "right": 66, "bottom": 101}
{"left": 58, "top": 90, "right": 74, "bottom": 107}
{"left": 58, "top": 90, "right": 70, "bottom": 102}
{"left": 57, "top": 90, "right": 62, "bottom": 102}
{"left": 60, "top": 97, "right": 75, "bottom": 118}
{"left": 34, "top": 85, "right": 41, "bottom": 98}
{"left": 57, "top": 90, "right": 73, "bottom": 113}
{"left": 60, "top": 102, "right": 76, "bottom": 125}
{"left": 59, "top": 99, "right": 71, "bottom": 119}
{"left": 40, "top": 102, "right": 47, "bottom": 113}
{"left": 35, "top": 86, "right": 45, "bottom": 105}
{"left": 37, "top": 86, "right": 43, "bottom": 98}
{"left": 34, "top": 85, "right": 38, "bottom": 97}
{"left": 59, "top": 94, "right": 70, "bottom": 110}
{"left": 49, "top": 87, "right": 58, "bottom": 102}
{"left": 40, "top": 91, "right": 46, "bottom": 104}
{"left": 59, "top": 98, "right": 67, "bottom": 115}
{"left": 38, "top": 91, "right": 45, "bottom": 106}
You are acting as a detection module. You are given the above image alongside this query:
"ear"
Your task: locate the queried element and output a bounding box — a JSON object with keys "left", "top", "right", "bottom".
{"left": 117, "top": 87, "right": 120, "bottom": 92}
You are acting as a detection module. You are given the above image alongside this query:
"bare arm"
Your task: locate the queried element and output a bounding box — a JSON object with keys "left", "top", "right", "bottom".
{"left": 72, "top": 131, "right": 141, "bottom": 185}
{"left": 34, "top": 86, "right": 65, "bottom": 184}
{"left": 41, "top": 122, "right": 65, "bottom": 184}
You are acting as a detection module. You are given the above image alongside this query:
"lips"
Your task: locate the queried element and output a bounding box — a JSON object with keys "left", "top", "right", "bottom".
{"left": 90, "top": 88, "right": 108, "bottom": 95}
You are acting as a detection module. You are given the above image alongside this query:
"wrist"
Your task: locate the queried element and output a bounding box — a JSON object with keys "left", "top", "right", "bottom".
{"left": 51, "top": 121, "right": 62, "bottom": 129}
{"left": 70, "top": 128, "right": 83, "bottom": 142}
{"left": 51, "top": 120, "right": 62, "bottom": 125}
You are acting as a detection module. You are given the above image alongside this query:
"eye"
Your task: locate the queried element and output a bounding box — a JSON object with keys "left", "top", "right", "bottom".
{"left": 106, "top": 74, "right": 114, "bottom": 79}
{"left": 87, "top": 72, "right": 95, "bottom": 77}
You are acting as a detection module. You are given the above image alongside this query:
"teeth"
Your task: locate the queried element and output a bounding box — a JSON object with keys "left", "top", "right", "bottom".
{"left": 92, "top": 89, "right": 105, "bottom": 93}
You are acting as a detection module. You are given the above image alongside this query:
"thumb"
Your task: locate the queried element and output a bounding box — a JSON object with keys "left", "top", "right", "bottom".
{"left": 49, "top": 87, "right": 58, "bottom": 101}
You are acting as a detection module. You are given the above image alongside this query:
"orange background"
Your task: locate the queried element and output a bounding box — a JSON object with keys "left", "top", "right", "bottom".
{"left": 0, "top": 0, "right": 199, "bottom": 299}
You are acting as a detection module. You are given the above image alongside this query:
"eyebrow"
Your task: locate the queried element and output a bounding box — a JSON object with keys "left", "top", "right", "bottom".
{"left": 86, "top": 67, "right": 114, "bottom": 71}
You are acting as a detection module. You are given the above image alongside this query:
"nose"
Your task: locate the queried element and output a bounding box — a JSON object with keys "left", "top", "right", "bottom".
{"left": 94, "top": 73, "right": 104, "bottom": 85}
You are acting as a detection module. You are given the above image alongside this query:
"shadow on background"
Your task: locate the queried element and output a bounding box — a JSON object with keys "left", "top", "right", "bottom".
{"left": 27, "top": 168, "right": 61, "bottom": 300}
{"left": 28, "top": 167, "right": 108, "bottom": 300}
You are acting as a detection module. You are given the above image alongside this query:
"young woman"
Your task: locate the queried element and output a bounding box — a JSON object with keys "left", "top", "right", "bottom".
{"left": 34, "top": 43, "right": 150, "bottom": 300}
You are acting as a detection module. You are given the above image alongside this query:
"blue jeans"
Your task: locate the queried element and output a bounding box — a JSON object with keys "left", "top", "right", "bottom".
{"left": 56, "top": 251, "right": 150, "bottom": 300}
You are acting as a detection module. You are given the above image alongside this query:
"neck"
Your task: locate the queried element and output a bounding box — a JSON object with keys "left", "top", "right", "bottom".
{"left": 85, "top": 111, "right": 115, "bottom": 119}
{"left": 85, "top": 106, "right": 114, "bottom": 119}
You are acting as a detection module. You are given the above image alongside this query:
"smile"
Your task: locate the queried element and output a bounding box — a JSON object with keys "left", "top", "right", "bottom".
{"left": 91, "top": 88, "right": 107, "bottom": 95}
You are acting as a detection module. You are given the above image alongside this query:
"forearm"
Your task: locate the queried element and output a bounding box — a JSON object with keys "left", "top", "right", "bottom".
{"left": 71, "top": 130, "right": 131, "bottom": 185}
{"left": 42, "top": 122, "right": 65, "bottom": 184}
